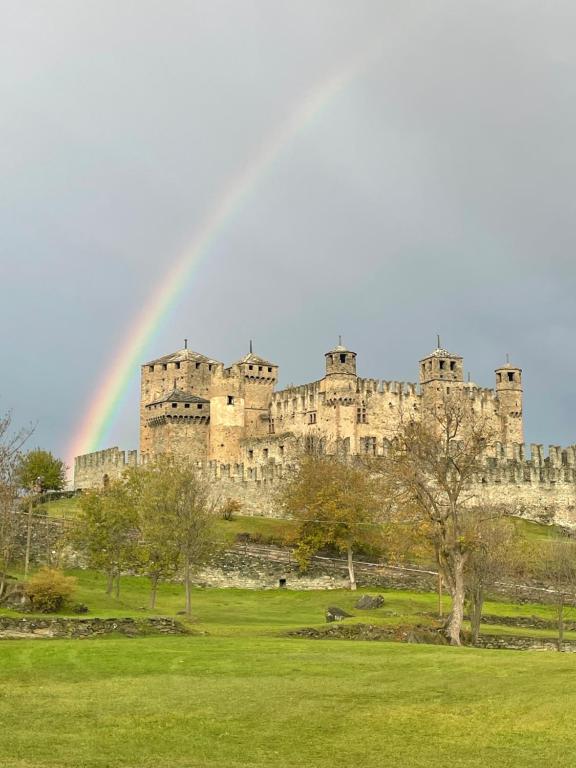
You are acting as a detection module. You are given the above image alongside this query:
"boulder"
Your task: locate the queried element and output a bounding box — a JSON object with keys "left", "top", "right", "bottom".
{"left": 326, "top": 606, "right": 352, "bottom": 623}
{"left": 0, "top": 582, "right": 31, "bottom": 611}
{"left": 355, "top": 594, "right": 385, "bottom": 610}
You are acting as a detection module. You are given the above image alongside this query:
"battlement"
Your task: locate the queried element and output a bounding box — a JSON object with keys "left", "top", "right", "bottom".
{"left": 73, "top": 447, "right": 138, "bottom": 491}
{"left": 357, "top": 379, "right": 419, "bottom": 397}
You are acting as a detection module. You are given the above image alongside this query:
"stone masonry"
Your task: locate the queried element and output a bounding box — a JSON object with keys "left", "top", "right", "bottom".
{"left": 73, "top": 338, "right": 576, "bottom": 526}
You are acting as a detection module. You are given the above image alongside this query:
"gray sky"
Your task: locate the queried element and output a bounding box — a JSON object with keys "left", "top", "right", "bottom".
{"left": 2, "top": 0, "right": 576, "bottom": 461}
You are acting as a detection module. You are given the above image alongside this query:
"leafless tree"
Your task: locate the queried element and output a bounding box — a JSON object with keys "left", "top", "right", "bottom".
{"left": 380, "top": 393, "right": 500, "bottom": 645}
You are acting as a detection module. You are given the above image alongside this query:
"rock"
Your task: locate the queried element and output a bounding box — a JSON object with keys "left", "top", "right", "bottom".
{"left": 326, "top": 606, "right": 352, "bottom": 623}
{"left": 71, "top": 603, "right": 89, "bottom": 614}
{"left": 355, "top": 594, "right": 385, "bottom": 610}
{"left": 0, "top": 582, "right": 32, "bottom": 611}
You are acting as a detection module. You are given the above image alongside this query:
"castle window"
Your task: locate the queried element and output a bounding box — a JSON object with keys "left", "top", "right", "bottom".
{"left": 450, "top": 361, "right": 456, "bottom": 371}
{"left": 185, "top": 403, "right": 190, "bottom": 409}
{"left": 175, "top": 362, "right": 180, "bottom": 370}
{"left": 149, "top": 365, "right": 154, "bottom": 372}
{"left": 196, "top": 363, "right": 200, "bottom": 369}
{"left": 421, "top": 364, "right": 425, "bottom": 376}
{"left": 227, "top": 395, "right": 234, "bottom": 405}
{"left": 263, "top": 449, "right": 269, "bottom": 459}
{"left": 508, "top": 372, "right": 515, "bottom": 382}
{"left": 362, "top": 437, "right": 377, "bottom": 455}
{"left": 258, "top": 366, "right": 263, "bottom": 372}
{"left": 497, "top": 373, "right": 502, "bottom": 382}
{"left": 197, "top": 404, "right": 202, "bottom": 409}
{"left": 309, "top": 412, "right": 317, "bottom": 424}
{"left": 340, "top": 354, "right": 346, "bottom": 363}
{"left": 249, "top": 365, "right": 253, "bottom": 370}
{"left": 208, "top": 364, "right": 212, "bottom": 371}
{"left": 356, "top": 405, "right": 367, "bottom": 423}
{"left": 163, "top": 364, "right": 167, "bottom": 371}
{"left": 172, "top": 403, "right": 177, "bottom": 408}
{"left": 248, "top": 449, "right": 254, "bottom": 459}
{"left": 279, "top": 445, "right": 284, "bottom": 456}
{"left": 270, "top": 419, "right": 275, "bottom": 434}
{"left": 439, "top": 360, "right": 445, "bottom": 370}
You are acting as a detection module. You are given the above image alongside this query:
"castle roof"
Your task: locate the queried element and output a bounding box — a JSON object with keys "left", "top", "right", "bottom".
{"left": 147, "top": 388, "right": 210, "bottom": 407}
{"left": 233, "top": 352, "right": 277, "bottom": 367}
{"left": 144, "top": 348, "right": 222, "bottom": 366}
{"left": 420, "top": 347, "right": 462, "bottom": 361}
{"left": 326, "top": 343, "right": 355, "bottom": 355}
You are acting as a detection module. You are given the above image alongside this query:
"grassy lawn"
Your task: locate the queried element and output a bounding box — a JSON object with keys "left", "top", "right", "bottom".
{"left": 2, "top": 572, "right": 576, "bottom": 767}
{"left": 2, "top": 634, "right": 576, "bottom": 768}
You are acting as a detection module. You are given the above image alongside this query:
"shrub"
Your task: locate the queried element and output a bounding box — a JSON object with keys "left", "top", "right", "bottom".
{"left": 220, "top": 499, "right": 242, "bottom": 521}
{"left": 25, "top": 568, "right": 77, "bottom": 613}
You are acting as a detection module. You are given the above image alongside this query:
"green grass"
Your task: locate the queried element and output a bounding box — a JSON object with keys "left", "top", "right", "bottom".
{"left": 2, "top": 571, "right": 576, "bottom": 767}
{"left": 2, "top": 635, "right": 576, "bottom": 768}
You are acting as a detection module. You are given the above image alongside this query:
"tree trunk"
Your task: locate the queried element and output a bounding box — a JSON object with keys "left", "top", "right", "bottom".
{"left": 185, "top": 556, "right": 192, "bottom": 617}
{"left": 558, "top": 599, "right": 564, "bottom": 652}
{"left": 106, "top": 570, "right": 114, "bottom": 595}
{"left": 347, "top": 544, "right": 357, "bottom": 591}
{"left": 471, "top": 590, "right": 484, "bottom": 645}
{"left": 438, "top": 573, "right": 443, "bottom": 618}
{"left": 149, "top": 574, "right": 159, "bottom": 610}
{"left": 24, "top": 497, "right": 33, "bottom": 578}
{"left": 446, "top": 553, "right": 466, "bottom": 646}
{"left": 115, "top": 572, "right": 120, "bottom": 599}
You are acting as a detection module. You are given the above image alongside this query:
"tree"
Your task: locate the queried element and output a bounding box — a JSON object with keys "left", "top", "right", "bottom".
{"left": 72, "top": 481, "right": 139, "bottom": 597}
{"left": 125, "top": 461, "right": 181, "bottom": 610}
{"left": 538, "top": 537, "right": 576, "bottom": 651}
{"left": 0, "top": 411, "right": 33, "bottom": 597}
{"left": 281, "top": 452, "right": 383, "bottom": 590}
{"left": 381, "top": 393, "right": 498, "bottom": 645}
{"left": 465, "top": 517, "right": 519, "bottom": 644}
{"left": 15, "top": 449, "right": 67, "bottom": 492}
{"left": 129, "top": 456, "right": 218, "bottom": 616}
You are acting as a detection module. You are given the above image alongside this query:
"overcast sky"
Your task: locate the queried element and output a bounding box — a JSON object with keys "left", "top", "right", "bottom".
{"left": 2, "top": 0, "right": 576, "bottom": 461}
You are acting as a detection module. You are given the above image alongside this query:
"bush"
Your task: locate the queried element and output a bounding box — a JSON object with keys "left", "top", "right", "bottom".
{"left": 220, "top": 499, "right": 242, "bottom": 521}
{"left": 25, "top": 568, "right": 76, "bottom": 613}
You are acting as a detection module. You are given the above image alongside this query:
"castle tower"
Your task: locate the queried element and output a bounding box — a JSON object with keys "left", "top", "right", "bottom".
{"left": 209, "top": 347, "right": 278, "bottom": 462}
{"left": 325, "top": 340, "right": 357, "bottom": 377}
{"left": 323, "top": 340, "right": 357, "bottom": 453}
{"left": 495, "top": 360, "right": 523, "bottom": 444}
{"left": 419, "top": 342, "right": 464, "bottom": 386}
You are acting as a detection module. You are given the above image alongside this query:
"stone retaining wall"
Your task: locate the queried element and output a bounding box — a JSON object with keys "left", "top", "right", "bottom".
{"left": 0, "top": 616, "right": 188, "bottom": 639}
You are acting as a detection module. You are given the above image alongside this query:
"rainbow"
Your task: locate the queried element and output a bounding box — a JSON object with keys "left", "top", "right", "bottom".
{"left": 68, "top": 57, "right": 373, "bottom": 464}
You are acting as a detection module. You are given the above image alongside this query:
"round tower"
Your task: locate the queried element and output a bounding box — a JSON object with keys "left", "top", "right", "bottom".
{"left": 495, "top": 361, "right": 523, "bottom": 444}
{"left": 325, "top": 341, "right": 357, "bottom": 377}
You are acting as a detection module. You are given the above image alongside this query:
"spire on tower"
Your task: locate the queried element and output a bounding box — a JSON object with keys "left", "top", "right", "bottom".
{"left": 249, "top": 339, "right": 253, "bottom": 354}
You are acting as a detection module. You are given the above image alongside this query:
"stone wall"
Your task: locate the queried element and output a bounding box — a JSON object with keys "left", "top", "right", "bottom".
{"left": 74, "top": 447, "right": 137, "bottom": 491}
{"left": 0, "top": 616, "right": 188, "bottom": 639}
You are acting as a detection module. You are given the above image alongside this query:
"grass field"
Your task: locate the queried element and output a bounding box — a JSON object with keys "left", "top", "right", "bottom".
{"left": 2, "top": 533, "right": 574, "bottom": 767}
{"left": 2, "top": 633, "right": 576, "bottom": 768}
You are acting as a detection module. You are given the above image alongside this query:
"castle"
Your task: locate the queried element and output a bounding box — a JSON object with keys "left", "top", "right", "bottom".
{"left": 73, "top": 338, "right": 576, "bottom": 527}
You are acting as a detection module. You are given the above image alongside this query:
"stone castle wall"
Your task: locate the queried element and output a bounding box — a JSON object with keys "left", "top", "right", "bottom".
{"left": 73, "top": 442, "right": 576, "bottom": 527}
{"left": 74, "top": 447, "right": 138, "bottom": 490}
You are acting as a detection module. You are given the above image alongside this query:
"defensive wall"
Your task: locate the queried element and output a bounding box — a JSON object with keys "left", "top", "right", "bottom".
{"left": 74, "top": 442, "right": 576, "bottom": 527}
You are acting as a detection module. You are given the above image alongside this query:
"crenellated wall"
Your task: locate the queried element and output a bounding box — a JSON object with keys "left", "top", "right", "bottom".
{"left": 74, "top": 447, "right": 138, "bottom": 490}
{"left": 73, "top": 443, "right": 576, "bottom": 527}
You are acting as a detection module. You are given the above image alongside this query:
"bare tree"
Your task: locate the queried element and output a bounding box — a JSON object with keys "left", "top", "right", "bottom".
{"left": 0, "top": 412, "right": 33, "bottom": 596}
{"left": 381, "top": 393, "right": 498, "bottom": 645}
{"left": 538, "top": 537, "right": 576, "bottom": 651}
{"left": 465, "top": 517, "right": 519, "bottom": 644}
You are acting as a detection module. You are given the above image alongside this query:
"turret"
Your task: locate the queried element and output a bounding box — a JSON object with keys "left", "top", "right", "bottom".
{"left": 419, "top": 343, "right": 463, "bottom": 386}
{"left": 325, "top": 340, "right": 357, "bottom": 377}
{"left": 495, "top": 360, "right": 523, "bottom": 443}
